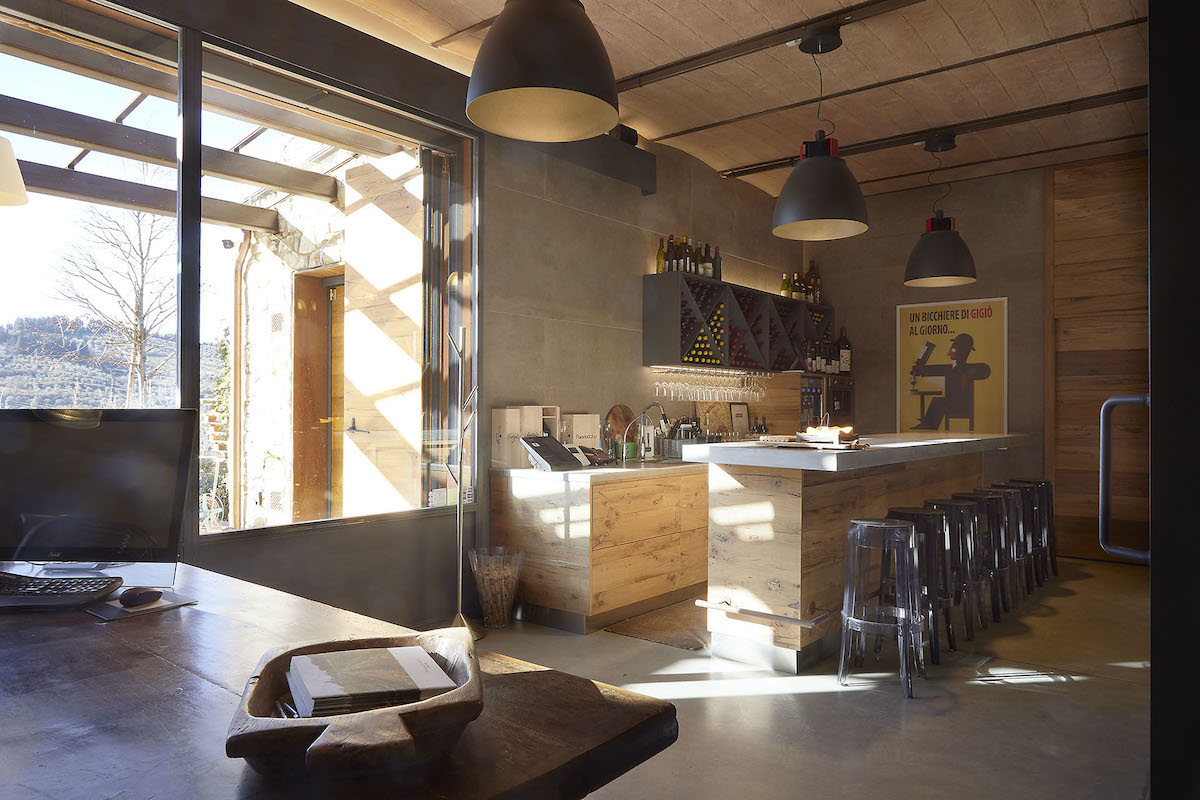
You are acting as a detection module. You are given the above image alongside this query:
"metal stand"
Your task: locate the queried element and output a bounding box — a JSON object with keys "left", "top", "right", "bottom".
{"left": 447, "top": 326, "right": 484, "bottom": 641}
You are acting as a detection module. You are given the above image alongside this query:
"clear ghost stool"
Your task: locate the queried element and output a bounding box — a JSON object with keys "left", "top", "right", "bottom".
{"left": 924, "top": 497, "right": 991, "bottom": 639}
{"left": 1012, "top": 478, "right": 1058, "bottom": 577}
{"left": 953, "top": 490, "right": 1015, "bottom": 616}
{"left": 980, "top": 485, "right": 1032, "bottom": 602}
{"left": 886, "top": 506, "right": 955, "bottom": 664}
{"left": 837, "top": 518, "right": 924, "bottom": 699}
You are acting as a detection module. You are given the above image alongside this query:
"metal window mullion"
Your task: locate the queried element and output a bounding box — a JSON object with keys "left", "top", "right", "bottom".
{"left": 177, "top": 26, "right": 202, "bottom": 562}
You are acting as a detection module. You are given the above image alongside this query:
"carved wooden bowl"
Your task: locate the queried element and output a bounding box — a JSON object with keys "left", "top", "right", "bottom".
{"left": 226, "top": 627, "right": 483, "bottom": 776}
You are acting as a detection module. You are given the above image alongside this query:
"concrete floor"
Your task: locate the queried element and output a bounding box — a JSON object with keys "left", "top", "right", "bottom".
{"left": 485, "top": 558, "right": 1150, "bottom": 800}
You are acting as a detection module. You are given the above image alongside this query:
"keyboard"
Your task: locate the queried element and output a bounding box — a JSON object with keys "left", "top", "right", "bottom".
{"left": 0, "top": 571, "right": 123, "bottom": 609}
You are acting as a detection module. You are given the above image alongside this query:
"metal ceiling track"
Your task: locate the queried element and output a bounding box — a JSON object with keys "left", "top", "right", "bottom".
{"left": 655, "top": 16, "right": 1147, "bottom": 143}
{"left": 430, "top": 15, "right": 498, "bottom": 48}
{"left": 721, "top": 85, "right": 1149, "bottom": 178}
{"left": 614, "top": 0, "right": 924, "bottom": 92}
{"left": 858, "top": 132, "right": 1147, "bottom": 191}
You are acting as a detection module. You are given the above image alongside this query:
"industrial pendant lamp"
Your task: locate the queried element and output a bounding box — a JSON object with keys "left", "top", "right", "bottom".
{"left": 904, "top": 135, "right": 976, "bottom": 287}
{"left": 466, "top": 0, "right": 618, "bottom": 142}
{"left": 0, "top": 135, "right": 28, "bottom": 205}
{"left": 772, "top": 38, "right": 867, "bottom": 241}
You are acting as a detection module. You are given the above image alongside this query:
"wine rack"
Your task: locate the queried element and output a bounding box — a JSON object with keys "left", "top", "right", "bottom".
{"left": 643, "top": 273, "right": 833, "bottom": 373}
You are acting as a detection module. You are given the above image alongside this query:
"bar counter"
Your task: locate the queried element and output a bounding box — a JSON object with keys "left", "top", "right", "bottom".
{"left": 681, "top": 433, "right": 1021, "bottom": 672}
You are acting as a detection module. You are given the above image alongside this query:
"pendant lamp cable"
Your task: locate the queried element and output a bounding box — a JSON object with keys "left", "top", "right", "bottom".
{"left": 811, "top": 53, "right": 835, "bottom": 135}
{"left": 928, "top": 151, "right": 951, "bottom": 216}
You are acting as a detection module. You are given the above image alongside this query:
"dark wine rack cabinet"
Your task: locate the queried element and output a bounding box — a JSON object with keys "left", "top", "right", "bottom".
{"left": 642, "top": 273, "right": 834, "bottom": 372}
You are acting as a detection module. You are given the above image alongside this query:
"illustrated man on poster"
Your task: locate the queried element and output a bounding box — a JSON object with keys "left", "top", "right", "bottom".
{"left": 910, "top": 333, "right": 991, "bottom": 430}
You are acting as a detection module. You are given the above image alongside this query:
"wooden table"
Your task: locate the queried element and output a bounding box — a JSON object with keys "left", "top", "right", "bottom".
{"left": 0, "top": 564, "right": 677, "bottom": 799}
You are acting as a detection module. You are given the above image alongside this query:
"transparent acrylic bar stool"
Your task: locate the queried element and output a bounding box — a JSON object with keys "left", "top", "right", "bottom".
{"left": 1012, "top": 478, "right": 1057, "bottom": 579}
{"left": 983, "top": 485, "right": 1033, "bottom": 601}
{"left": 995, "top": 482, "right": 1044, "bottom": 589}
{"left": 925, "top": 497, "right": 990, "bottom": 641}
{"left": 838, "top": 518, "right": 924, "bottom": 698}
{"left": 953, "top": 491, "right": 1012, "bottom": 618}
{"left": 885, "top": 507, "right": 953, "bottom": 664}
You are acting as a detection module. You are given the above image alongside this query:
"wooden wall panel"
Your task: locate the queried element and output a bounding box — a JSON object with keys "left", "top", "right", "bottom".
{"left": 1046, "top": 154, "right": 1148, "bottom": 561}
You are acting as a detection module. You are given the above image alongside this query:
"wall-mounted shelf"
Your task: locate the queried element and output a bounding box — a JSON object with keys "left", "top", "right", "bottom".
{"left": 642, "top": 273, "right": 834, "bottom": 373}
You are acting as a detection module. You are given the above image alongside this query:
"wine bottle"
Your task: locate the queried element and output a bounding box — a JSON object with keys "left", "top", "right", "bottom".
{"left": 791, "top": 272, "right": 802, "bottom": 300}
{"left": 780, "top": 272, "right": 791, "bottom": 297}
{"left": 666, "top": 235, "right": 676, "bottom": 271}
{"left": 806, "top": 340, "right": 815, "bottom": 372}
{"left": 751, "top": 416, "right": 760, "bottom": 435}
{"left": 686, "top": 237, "right": 694, "bottom": 274}
{"left": 815, "top": 343, "right": 825, "bottom": 373}
{"left": 702, "top": 243, "right": 713, "bottom": 277}
{"left": 838, "top": 327, "right": 852, "bottom": 374}
{"left": 712, "top": 246, "right": 722, "bottom": 281}
{"left": 656, "top": 238, "right": 665, "bottom": 274}
{"left": 812, "top": 261, "right": 823, "bottom": 303}
{"left": 804, "top": 260, "right": 815, "bottom": 302}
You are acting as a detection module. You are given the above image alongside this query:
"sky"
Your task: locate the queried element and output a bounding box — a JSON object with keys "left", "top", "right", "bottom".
{"left": 0, "top": 52, "right": 335, "bottom": 344}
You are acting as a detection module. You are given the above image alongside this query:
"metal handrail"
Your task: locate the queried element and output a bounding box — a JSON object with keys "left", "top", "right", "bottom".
{"left": 1099, "top": 394, "right": 1150, "bottom": 564}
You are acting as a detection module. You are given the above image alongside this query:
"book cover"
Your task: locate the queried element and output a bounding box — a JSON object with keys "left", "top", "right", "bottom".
{"left": 287, "top": 646, "right": 455, "bottom": 717}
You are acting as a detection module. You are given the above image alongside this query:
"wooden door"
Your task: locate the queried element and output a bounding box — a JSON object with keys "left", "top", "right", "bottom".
{"left": 1046, "top": 156, "right": 1149, "bottom": 560}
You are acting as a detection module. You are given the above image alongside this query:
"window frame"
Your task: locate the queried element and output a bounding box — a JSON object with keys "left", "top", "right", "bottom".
{"left": 1, "top": 0, "right": 482, "bottom": 560}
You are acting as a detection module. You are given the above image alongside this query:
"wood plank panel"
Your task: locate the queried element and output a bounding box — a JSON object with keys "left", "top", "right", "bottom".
{"left": 1048, "top": 154, "right": 1148, "bottom": 560}
{"left": 706, "top": 454, "right": 982, "bottom": 652}
{"left": 679, "top": 472, "right": 708, "bottom": 531}
{"left": 590, "top": 533, "right": 683, "bottom": 614}
{"left": 591, "top": 477, "right": 682, "bottom": 550}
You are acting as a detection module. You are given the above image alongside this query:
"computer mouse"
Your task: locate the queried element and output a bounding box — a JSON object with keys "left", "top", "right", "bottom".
{"left": 118, "top": 587, "right": 163, "bottom": 608}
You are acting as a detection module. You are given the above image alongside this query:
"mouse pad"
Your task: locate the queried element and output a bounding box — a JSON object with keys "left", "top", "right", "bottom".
{"left": 84, "top": 590, "right": 197, "bottom": 622}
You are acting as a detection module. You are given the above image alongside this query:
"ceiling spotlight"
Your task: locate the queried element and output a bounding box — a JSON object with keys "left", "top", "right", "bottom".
{"left": 466, "top": 0, "right": 619, "bottom": 143}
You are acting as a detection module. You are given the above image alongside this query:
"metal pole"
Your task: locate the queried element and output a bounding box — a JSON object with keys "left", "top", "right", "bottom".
{"left": 448, "top": 326, "right": 482, "bottom": 639}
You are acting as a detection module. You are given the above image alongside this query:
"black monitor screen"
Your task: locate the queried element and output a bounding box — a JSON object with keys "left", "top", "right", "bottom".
{"left": 0, "top": 409, "right": 197, "bottom": 563}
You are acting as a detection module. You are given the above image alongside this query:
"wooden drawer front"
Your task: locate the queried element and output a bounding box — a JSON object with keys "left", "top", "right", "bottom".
{"left": 591, "top": 534, "right": 682, "bottom": 614}
{"left": 591, "top": 477, "right": 682, "bottom": 550}
{"left": 678, "top": 472, "right": 708, "bottom": 532}
{"left": 679, "top": 527, "right": 708, "bottom": 587}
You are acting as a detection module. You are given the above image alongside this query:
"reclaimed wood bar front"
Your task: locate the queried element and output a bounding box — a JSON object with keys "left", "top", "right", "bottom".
{"left": 491, "top": 462, "right": 709, "bottom": 633}
{"left": 683, "top": 433, "right": 1020, "bottom": 673}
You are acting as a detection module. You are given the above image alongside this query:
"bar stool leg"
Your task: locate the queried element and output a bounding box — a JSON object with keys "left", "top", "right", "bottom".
{"left": 894, "top": 539, "right": 915, "bottom": 698}
{"left": 1045, "top": 484, "right": 1059, "bottom": 577}
{"left": 926, "top": 526, "right": 941, "bottom": 666}
{"left": 908, "top": 533, "right": 926, "bottom": 681}
{"left": 854, "top": 538, "right": 871, "bottom": 668}
{"left": 873, "top": 544, "right": 890, "bottom": 657}
{"left": 837, "top": 534, "right": 859, "bottom": 686}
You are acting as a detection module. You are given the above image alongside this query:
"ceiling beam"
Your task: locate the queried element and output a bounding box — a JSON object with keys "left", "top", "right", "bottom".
{"left": 18, "top": 160, "right": 280, "bottom": 232}
{"left": 0, "top": 93, "right": 341, "bottom": 202}
{"left": 614, "top": 0, "right": 923, "bottom": 92}
{"left": 857, "top": 132, "right": 1147, "bottom": 191}
{"left": 430, "top": 15, "right": 497, "bottom": 49}
{"left": 0, "top": 19, "right": 405, "bottom": 158}
{"left": 721, "top": 86, "right": 1148, "bottom": 178}
{"left": 655, "top": 16, "right": 1146, "bottom": 143}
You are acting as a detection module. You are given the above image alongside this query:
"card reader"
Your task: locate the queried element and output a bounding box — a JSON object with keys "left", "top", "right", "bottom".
{"left": 520, "top": 436, "right": 584, "bottom": 472}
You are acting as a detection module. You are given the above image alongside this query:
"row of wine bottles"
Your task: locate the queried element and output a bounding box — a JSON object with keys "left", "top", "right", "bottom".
{"left": 655, "top": 235, "right": 723, "bottom": 279}
{"left": 781, "top": 260, "right": 823, "bottom": 304}
{"left": 800, "top": 328, "right": 852, "bottom": 374}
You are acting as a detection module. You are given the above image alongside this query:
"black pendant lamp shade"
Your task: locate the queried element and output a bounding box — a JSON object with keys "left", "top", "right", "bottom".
{"left": 771, "top": 132, "right": 868, "bottom": 241}
{"left": 904, "top": 211, "right": 977, "bottom": 287}
{"left": 466, "top": 0, "right": 619, "bottom": 143}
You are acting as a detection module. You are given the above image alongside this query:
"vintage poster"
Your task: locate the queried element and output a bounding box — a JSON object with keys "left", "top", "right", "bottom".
{"left": 896, "top": 297, "right": 1008, "bottom": 433}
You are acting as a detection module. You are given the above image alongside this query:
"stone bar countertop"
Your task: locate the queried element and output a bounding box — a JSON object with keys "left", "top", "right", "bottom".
{"left": 681, "top": 432, "right": 1022, "bottom": 473}
{"left": 491, "top": 458, "right": 707, "bottom": 486}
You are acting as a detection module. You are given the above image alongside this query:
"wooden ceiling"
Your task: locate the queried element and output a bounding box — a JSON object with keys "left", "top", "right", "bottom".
{"left": 329, "top": 0, "right": 1147, "bottom": 195}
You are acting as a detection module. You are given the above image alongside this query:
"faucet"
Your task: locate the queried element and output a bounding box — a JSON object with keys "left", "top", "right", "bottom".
{"left": 621, "top": 404, "right": 668, "bottom": 466}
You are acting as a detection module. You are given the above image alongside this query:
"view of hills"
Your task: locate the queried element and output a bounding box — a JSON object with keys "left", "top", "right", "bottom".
{"left": 0, "top": 316, "right": 224, "bottom": 409}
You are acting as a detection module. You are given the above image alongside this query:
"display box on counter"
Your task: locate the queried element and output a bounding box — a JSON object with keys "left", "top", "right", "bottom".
{"left": 492, "top": 405, "right": 561, "bottom": 468}
{"left": 561, "top": 414, "right": 601, "bottom": 448}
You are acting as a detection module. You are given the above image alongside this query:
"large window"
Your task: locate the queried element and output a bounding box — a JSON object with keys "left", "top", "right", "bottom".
{"left": 0, "top": 2, "right": 477, "bottom": 540}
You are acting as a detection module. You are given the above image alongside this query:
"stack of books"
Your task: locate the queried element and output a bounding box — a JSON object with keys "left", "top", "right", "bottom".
{"left": 285, "top": 645, "right": 457, "bottom": 718}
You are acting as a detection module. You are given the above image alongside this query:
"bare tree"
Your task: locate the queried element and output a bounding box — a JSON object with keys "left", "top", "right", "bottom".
{"left": 54, "top": 206, "right": 176, "bottom": 406}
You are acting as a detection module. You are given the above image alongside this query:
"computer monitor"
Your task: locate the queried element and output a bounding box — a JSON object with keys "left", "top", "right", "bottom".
{"left": 0, "top": 409, "right": 197, "bottom": 567}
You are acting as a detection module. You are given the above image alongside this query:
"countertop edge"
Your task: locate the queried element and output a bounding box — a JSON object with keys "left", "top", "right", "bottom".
{"left": 490, "top": 461, "right": 708, "bottom": 484}
{"left": 680, "top": 434, "right": 1025, "bottom": 472}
